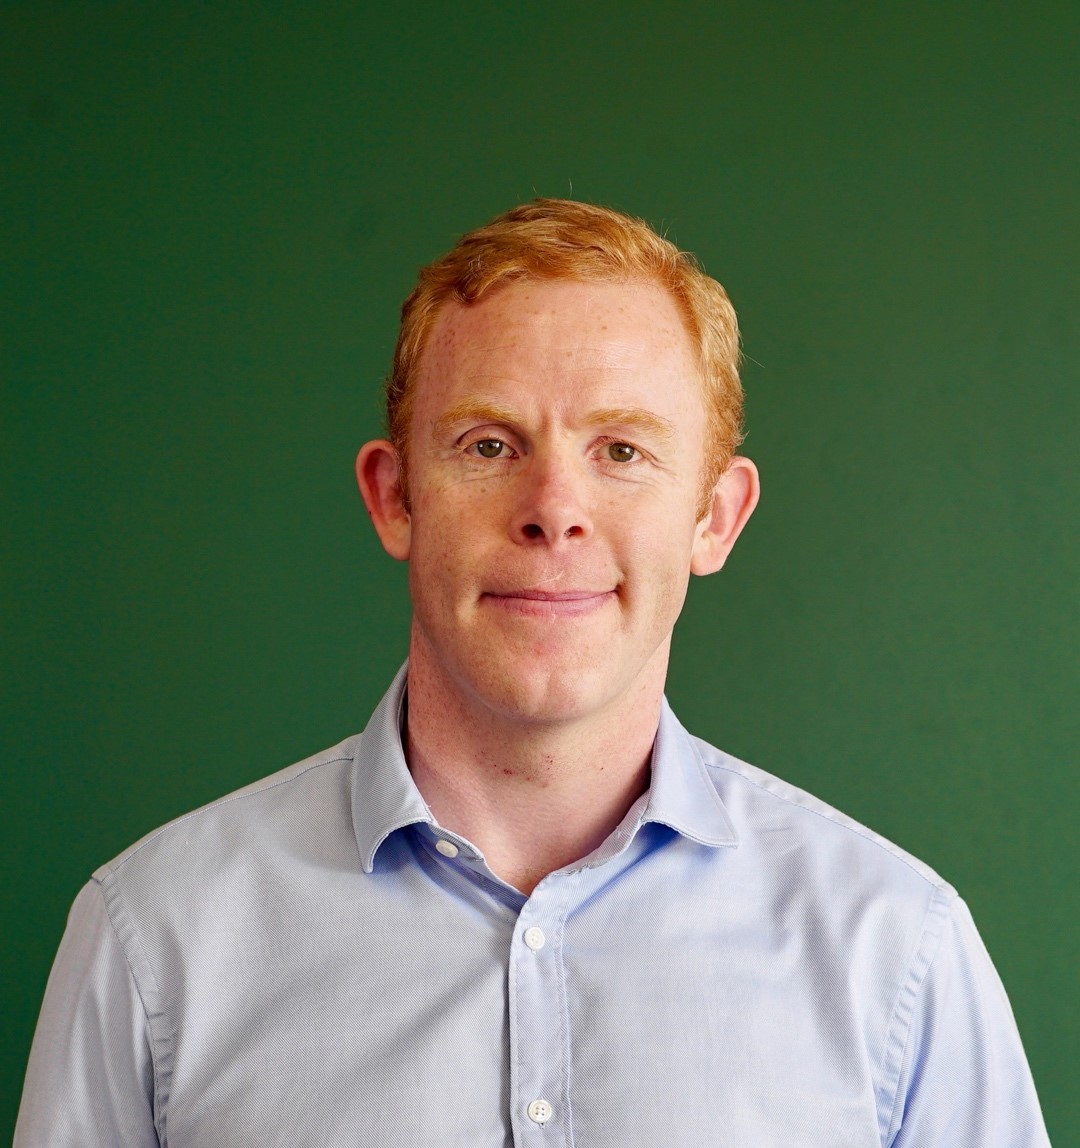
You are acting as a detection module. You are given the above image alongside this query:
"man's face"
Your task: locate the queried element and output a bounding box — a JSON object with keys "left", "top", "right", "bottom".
{"left": 384, "top": 278, "right": 728, "bottom": 727}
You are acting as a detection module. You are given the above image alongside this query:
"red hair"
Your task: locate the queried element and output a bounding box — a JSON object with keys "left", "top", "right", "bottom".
{"left": 387, "top": 198, "right": 743, "bottom": 513}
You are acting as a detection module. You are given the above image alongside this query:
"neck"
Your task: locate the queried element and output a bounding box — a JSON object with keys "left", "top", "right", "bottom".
{"left": 404, "top": 649, "right": 667, "bottom": 896}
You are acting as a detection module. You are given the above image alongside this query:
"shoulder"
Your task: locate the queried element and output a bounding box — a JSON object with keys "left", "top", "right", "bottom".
{"left": 93, "top": 734, "right": 363, "bottom": 900}
{"left": 686, "top": 739, "right": 1049, "bottom": 1145}
{"left": 690, "top": 733, "right": 956, "bottom": 910}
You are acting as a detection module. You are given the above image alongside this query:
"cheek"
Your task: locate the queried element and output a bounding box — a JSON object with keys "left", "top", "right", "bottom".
{"left": 620, "top": 522, "right": 696, "bottom": 608}
{"left": 406, "top": 495, "right": 495, "bottom": 602}
{"left": 620, "top": 501, "right": 699, "bottom": 561}
{"left": 414, "top": 475, "right": 506, "bottom": 524}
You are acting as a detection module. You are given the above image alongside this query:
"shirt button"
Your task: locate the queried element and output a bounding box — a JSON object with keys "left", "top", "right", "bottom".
{"left": 434, "top": 839, "right": 459, "bottom": 858}
{"left": 527, "top": 1098, "right": 553, "bottom": 1125}
{"left": 524, "top": 926, "right": 546, "bottom": 951}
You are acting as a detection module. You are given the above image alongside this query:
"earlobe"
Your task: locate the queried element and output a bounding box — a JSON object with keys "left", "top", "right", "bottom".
{"left": 355, "top": 439, "right": 412, "bottom": 561}
{"left": 690, "top": 456, "right": 760, "bottom": 576}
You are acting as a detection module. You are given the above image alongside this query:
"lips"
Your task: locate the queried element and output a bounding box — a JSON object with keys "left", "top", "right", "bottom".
{"left": 482, "top": 588, "right": 616, "bottom": 617}
{"left": 498, "top": 589, "right": 605, "bottom": 601}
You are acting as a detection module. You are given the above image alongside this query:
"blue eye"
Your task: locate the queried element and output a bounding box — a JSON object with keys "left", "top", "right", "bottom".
{"left": 606, "top": 442, "right": 637, "bottom": 462}
{"left": 474, "top": 439, "right": 505, "bottom": 458}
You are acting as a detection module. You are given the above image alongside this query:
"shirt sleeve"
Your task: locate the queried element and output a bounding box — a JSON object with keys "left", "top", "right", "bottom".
{"left": 886, "top": 895, "right": 1049, "bottom": 1148}
{"left": 14, "top": 879, "right": 161, "bottom": 1147}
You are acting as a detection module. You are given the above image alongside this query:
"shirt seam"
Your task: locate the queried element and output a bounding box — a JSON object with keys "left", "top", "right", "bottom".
{"left": 702, "top": 759, "right": 948, "bottom": 891}
{"left": 99, "top": 753, "right": 355, "bottom": 876}
{"left": 556, "top": 873, "right": 580, "bottom": 1148}
{"left": 876, "top": 882, "right": 956, "bottom": 1144}
{"left": 94, "top": 872, "right": 173, "bottom": 1147}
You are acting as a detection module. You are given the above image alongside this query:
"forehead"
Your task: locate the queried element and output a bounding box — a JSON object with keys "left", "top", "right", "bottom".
{"left": 414, "top": 278, "right": 702, "bottom": 420}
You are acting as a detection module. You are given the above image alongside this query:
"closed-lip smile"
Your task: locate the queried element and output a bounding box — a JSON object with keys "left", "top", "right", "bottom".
{"left": 483, "top": 588, "right": 616, "bottom": 616}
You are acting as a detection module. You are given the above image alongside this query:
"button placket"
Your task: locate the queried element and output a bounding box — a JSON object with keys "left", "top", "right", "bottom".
{"left": 509, "top": 879, "right": 576, "bottom": 1143}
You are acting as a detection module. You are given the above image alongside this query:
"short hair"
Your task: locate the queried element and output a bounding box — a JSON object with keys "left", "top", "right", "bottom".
{"left": 386, "top": 198, "right": 743, "bottom": 514}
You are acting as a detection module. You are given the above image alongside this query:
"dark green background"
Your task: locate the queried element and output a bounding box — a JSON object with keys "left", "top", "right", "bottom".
{"left": 3, "top": 2, "right": 1076, "bottom": 1140}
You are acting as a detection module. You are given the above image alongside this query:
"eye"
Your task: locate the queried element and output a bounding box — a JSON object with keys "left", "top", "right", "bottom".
{"left": 605, "top": 442, "right": 639, "bottom": 463}
{"left": 472, "top": 438, "right": 506, "bottom": 459}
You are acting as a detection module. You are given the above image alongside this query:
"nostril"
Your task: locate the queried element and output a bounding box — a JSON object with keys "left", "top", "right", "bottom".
{"left": 522, "top": 523, "right": 544, "bottom": 539}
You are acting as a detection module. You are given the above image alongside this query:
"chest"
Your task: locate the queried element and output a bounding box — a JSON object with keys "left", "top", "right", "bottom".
{"left": 158, "top": 870, "right": 887, "bottom": 1147}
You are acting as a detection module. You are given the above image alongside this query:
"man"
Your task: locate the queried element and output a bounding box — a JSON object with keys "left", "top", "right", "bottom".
{"left": 17, "top": 199, "right": 1048, "bottom": 1145}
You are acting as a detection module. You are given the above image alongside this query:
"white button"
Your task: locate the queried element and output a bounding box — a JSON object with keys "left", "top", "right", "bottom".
{"left": 434, "top": 839, "right": 459, "bottom": 858}
{"left": 527, "top": 1098, "right": 553, "bottom": 1125}
{"left": 524, "top": 926, "right": 546, "bottom": 951}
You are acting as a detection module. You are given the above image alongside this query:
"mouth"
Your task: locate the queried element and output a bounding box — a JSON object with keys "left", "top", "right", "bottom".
{"left": 481, "top": 588, "right": 617, "bottom": 617}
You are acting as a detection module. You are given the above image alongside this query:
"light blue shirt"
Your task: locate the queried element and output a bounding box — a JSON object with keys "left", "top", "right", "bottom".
{"left": 17, "top": 666, "right": 1048, "bottom": 1146}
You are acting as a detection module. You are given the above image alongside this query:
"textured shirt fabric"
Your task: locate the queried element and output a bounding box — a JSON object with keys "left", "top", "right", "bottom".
{"left": 17, "top": 666, "right": 1048, "bottom": 1146}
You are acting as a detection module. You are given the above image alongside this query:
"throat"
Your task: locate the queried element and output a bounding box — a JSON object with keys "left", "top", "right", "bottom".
{"left": 401, "top": 633, "right": 668, "bottom": 893}
{"left": 404, "top": 707, "right": 657, "bottom": 896}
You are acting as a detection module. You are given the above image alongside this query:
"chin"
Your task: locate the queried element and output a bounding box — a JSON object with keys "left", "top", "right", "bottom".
{"left": 465, "top": 660, "right": 633, "bottom": 728}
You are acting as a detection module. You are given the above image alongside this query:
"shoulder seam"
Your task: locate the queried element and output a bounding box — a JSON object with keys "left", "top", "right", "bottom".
{"left": 100, "top": 752, "right": 355, "bottom": 876}
{"left": 94, "top": 873, "right": 171, "bottom": 1144}
{"left": 876, "top": 883, "right": 956, "bottom": 1141}
{"left": 701, "top": 756, "right": 953, "bottom": 893}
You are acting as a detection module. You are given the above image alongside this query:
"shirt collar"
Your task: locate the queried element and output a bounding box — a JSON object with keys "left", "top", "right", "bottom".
{"left": 352, "top": 666, "right": 739, "bottom": 873}
{"left": 640, "top": 696, "right": 739, "bottom": 848}
{"left": 352, "top": 664, "right": 434, "bottom": 873}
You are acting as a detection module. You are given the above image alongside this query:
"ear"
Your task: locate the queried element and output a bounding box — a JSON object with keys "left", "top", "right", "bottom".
{"left": 355, "top": 439, "right": 411, "bottom": 561}
{"left": 690, "top": 456, "right": 760, "bottom": 576}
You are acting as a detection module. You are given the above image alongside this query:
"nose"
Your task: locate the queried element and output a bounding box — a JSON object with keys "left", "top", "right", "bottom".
{"left": 510, "top": 454, "right": 594, "bottom": 546}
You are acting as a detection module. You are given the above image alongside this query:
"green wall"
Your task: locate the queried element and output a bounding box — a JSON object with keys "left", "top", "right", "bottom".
{"left": 3, "top": 3, "right": 1076, "bottom": 1139}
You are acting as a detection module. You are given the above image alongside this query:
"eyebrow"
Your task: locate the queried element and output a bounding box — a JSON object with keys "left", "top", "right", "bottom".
{"left": 432, "top": 399, "right": 676, "bottom": 444}
{"left": 585, "top": 408, "right": 676, "bottom": 443}
{"left": 432, "top": 398, "right": 520, "bottom": 439}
